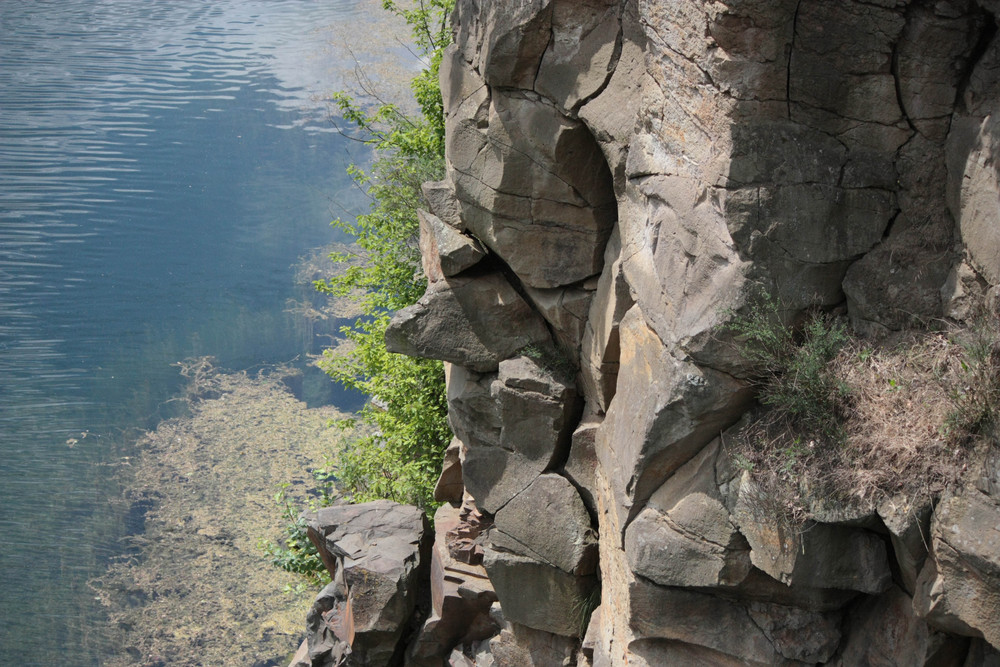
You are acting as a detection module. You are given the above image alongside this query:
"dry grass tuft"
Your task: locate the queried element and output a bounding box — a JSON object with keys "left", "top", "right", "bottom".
{"left": 730, "top": 314, "right": 999, "bottom": 523}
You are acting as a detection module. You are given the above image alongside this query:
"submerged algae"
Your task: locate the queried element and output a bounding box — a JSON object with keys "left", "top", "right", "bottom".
{"left": 93, "top": 361, "right": 348, "bottom": 667}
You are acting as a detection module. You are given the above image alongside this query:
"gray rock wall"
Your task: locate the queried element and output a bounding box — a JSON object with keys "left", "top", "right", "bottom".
{"left": 387, "top": 0, "right": 1000, "bottom": 664}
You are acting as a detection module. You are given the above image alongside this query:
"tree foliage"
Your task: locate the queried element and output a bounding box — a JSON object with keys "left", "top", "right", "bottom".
{"left": 314, "top": 0, "right": 455, "bottom": 512}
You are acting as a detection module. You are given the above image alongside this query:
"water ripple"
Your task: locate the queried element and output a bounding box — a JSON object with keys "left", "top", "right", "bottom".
{"left": 0, "top": 1, "right": 378, "bottom": 664}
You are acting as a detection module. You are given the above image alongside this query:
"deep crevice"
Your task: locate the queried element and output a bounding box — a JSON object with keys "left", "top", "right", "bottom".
{"left": 955, "top": 8, "right": 998, "bottom": 114}
{"left": 786, "top": 0, "right": 803, "bottom": 121}
{"left": 890, "top": 24, "right": 918, "bottom": 135}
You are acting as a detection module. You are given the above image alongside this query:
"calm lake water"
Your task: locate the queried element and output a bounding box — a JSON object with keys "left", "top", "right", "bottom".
{"left": 0, "top": 2, "right": 396, "bottom": 663}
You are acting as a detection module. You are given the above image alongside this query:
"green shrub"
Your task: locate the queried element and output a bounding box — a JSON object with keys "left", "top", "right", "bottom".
{"left": 314, "top": 0, "right": 455, "bottom": 515}
{"left": 727, "top": 294, "right": 849, "bottom": 445}
{"left": 727, "top": 293, "right": 991, "bottom": 524}
{"left": 258, "top": 484, "right": 329, "bottom": 588}
{"left": 264, "top": 0, "right": 455, "bottom": 585}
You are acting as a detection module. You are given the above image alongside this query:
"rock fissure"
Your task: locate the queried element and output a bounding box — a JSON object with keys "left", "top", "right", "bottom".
{"left": 786, "top": 0, "right": 803, "bottom": 119}
{"left": 955, "top": 7, "right": 997, "bottom": 115}
{"left": 571, "top": 4, "right": 627, "bottom": 114}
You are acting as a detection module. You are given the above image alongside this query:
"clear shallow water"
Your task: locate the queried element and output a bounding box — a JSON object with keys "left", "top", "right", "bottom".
{"left": 0, "top": 2, "right": 386, "bottom": 663}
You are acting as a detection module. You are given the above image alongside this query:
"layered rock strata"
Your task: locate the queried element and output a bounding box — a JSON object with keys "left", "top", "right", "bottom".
{"left": 318, "top": 0, "right": 1000, "bottom": 664}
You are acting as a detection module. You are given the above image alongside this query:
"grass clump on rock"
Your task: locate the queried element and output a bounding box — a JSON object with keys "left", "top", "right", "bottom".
{"left": 727, "top": 295, "right": 998, "bottom": 524}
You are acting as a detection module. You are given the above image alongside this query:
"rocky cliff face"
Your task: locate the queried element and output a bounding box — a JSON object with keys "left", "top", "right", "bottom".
{"left": 314, "top": 1, "right": 1000, "bottom": 665}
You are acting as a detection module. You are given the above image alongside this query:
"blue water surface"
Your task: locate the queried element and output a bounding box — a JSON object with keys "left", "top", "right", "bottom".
{"left": 0, "top": 2, "right": 384, "bottom": 662}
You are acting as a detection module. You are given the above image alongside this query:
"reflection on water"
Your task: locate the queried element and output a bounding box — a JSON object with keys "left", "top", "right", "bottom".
{"left": 0, "top": 1, "right": 390, "bottom": 663}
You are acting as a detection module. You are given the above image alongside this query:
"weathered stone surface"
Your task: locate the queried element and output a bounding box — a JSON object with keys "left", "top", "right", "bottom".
{"left": 472, "top": 603, "right": 581, "bottom": 667}
{"left": 562, "top": 413, "right": 602, "bottom": 517}
{"left": 844, "top": 240, "right": 954, "bottom": 336}
{"left": 914, "top": 487, "right": 1000, "bottom": 648}
{"left": 581, "top": 603, "right": 602, "bottom": 665}
{"left": 714, "top": 567, "right": 860, "bottom": 613}
{"left": 578, "top": 6, "right": 647, "bottom": 181}
{"left": 733, "top": 474, "right": 892, "bottom": 594}
{"left": 629, "top": 577, "right": 837, "bottom": 665}
{"left": 385, "top": 271, "right": 550, "bottom": 373}
{"left": 492, "top": 473, "right": 597, "bottom": 576}
{"left": 618, "top": 173, "right": 750, "bottom": 350}
{"left": 522, "top": 283, "right": 594, "bottom": 355}
{"left": 942, "top": 259, "right": 990, "bottom": 321}
{"left": 452, "top": 355, "right": 584, "bottom": 515}
{"left": 896, "top": 4, "right": 983, "bottom": 141}
{"left": 446, "top": 364, "right": 500, "bottom": 451}
{"left": 878, "top": 495, "right": 933, "bottom": 596}
{"left": 447, "top": 356, "right": 584, "bottom": 516}
{"left": 434, "top": 438, "right": 465, "bottom": 504}
{"left": 834, "top": 586, "right": 936, "bottom": 667}
{"left": 483, "top": 546, "right": 597, "bottom": 638}
{"left": 452, "top": 0, "right": 552, "bottom": 90}
{"left": 580, "top": 228, "right": 632, "bottom": 414}
{"left": 392, "top": 0, "right": 1000, "bottom": 663}
{"left": 625, "top": 440, "right": 751, "bottom": 588}
{"left": 625, "top": 504, "right": 750, "bottom": 590}
{"left": 445, "top": 51, "right": 617, "bottom": 288}
{"left": 492, "top": 355, "right": 580, "bottom": 467}
{"left": 408, "top": 502, "right": 497, "bottom": 665}
{"left": 789, "top": 2, "right": 905, "bottom": 121}
{"left": 422, "top": 179, "right": 464, "bottom": 230}
{"left": 419, "top": 209, "right": 487, "bottom": 282}
{"left": 304, "top": 501, "right": 431, "bottom": 667}
{"left": 534, "top": 0, "right": 621, "bottom": 112}
{"left": 597, "top": 305, "right": 753, "bottom": 532}
{"left": 965, "top": 638, "right": 1000, "bottom": 666}
{"left": 625, "top": 639, "right": 752, "bottom": 667}
{"left": 948, "top": 112, "right": 1000, "bottom": 287}
{"left": 746, "top": 600, "right": 841, "bottom": 663}
{"left": 726, "top": 183, "right": 896, "bottom": 266}
{"left": 460, "top": 446, "right": 541, "bottom": 519}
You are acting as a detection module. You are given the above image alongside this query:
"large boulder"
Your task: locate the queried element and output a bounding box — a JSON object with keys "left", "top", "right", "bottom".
{"left": 624, "top": 439, "right": 751, "bottom": 589}
{"left": 482, "top": 546, "right": 598, "bottom": 638}
{"left": 491, "top": 473, "right": 598, "bottom": 576}
{"left": 628, "top": 578, "right": 840, "bottom": 665}
{"left": 385, "top": 271, "right": 551, "bottom": 373}
{"left": 451, "top": 356, "right": 582, "bottom": 515}
{"left": 304, "top": 501, "right": 432, "bottom": 667}
{"left": 914, "top": 486, "right": 1000, "bottom": 648}
{"left": 733, "top": 473, "right": 892, "bottom": 595}
{"left": 443, "top": 48, "right": 617, "bottom": 289}
{"left": 596, "top": 305, "right": 753, "bottom": 532}
{"left": 418, "top": 209, "right": 487, "bottom": 283}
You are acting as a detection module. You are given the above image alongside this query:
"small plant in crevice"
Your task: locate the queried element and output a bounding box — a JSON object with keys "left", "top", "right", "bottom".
{"left": 571, "top": 582, "right": 602, "bottom": 638}
{"left": 258, "top": 483, "right": 330, "bottom": 589}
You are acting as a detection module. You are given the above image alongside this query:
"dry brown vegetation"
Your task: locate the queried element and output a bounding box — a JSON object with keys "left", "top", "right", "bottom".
{"left": 91, "top": 360, "right": 348, "bottom": 667}
{"left": 729, "top": 312, "right": 1000, "bottom": 523}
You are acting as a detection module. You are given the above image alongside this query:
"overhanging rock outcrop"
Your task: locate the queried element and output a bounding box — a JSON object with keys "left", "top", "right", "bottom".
{"left": 381, "top": 0, "right": 1000, "bottom": 664}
